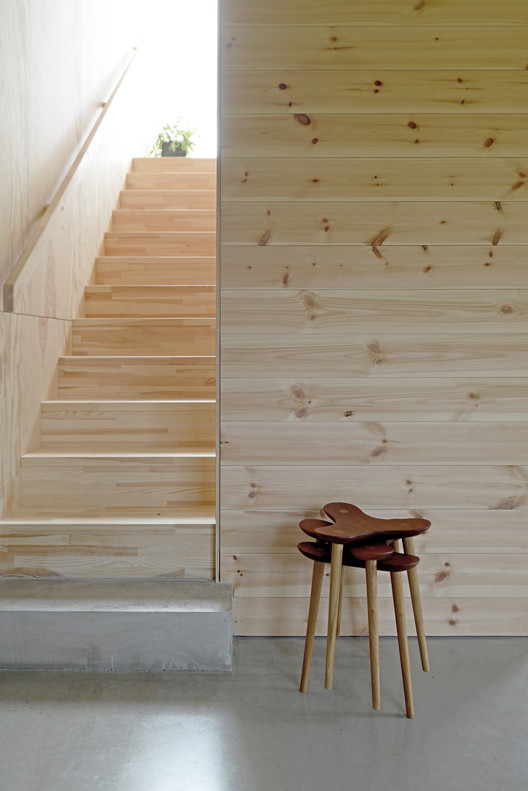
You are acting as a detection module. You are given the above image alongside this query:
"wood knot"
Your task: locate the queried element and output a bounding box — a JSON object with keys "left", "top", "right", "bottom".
{"left": 258, "top": 230, "right": 271, "bottom": 246}
{"left": 451, "top": 604, "right": 459, "bottom": 613}
{"left": 282, "top": 272, "right": 289, "bottom": 286}
{"left": 344, "top": 410, "right": 354, "bottom": 417}
{"left": 295, "top": 407, "right": 308, "bottom": 419}
{"left": 484, "top": 137, "right": 495, "bottom": 147}
{"left": 467, "top": 391, "right": 480, "bottom": 400}
{"left": 294, "top": 113, "right": 311, "bottom": 126}
{"left": 311, "top": 138, "right": 319, "bottom": 144}
{"left": 374, "top": 80, "right": 383, "bottom": 86}
{"left": 408, "top": 121, "right": 418, "bottom": 129}
{"left": 499, "top": 304, "right": 514, "bottom": 315}
{"left": 435, "top": 570, "right": 449, "bottom": 583}
{"left": 492, "top": 229, "right": 502, "bottom": 246}
{"left": 278, "top": 83, "right": 288, "bottom": 90}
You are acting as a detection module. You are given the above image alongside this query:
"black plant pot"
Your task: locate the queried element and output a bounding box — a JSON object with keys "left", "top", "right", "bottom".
{"left": 161, "top": 142, "right": 186, "bottom": 157}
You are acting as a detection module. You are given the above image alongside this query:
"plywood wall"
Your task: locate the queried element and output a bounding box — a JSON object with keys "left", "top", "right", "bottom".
{"left": 219, "top": 0, "right": 528, "bottom": 636}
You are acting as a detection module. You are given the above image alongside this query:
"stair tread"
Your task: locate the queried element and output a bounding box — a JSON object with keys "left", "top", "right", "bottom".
{"left": 0, "top": 579, "right": 230, "bottom": 613}
{"left": 43, "top": 399, "right": 216, "bottom": 405}
{"left": 0, "top": 515, "right": 215, "bottom": 525}
{"left": 24, "top": 451, "right": 216, "bottom": 459}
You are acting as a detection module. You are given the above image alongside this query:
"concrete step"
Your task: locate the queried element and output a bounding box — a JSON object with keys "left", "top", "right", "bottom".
{"left": 94, "top": 256, "right": 216, "bottom": 286}
{"left": 58, "top": 356, "right": 216, "bottom": 399}
{"left": 0, "top": 579, "right": 232, "bottom": 671}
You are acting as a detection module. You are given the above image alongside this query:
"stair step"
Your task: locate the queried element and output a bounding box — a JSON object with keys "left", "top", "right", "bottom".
{"left": 58, "top": 356, "right": 216, "bottom": 399}
{"left": 40, "top": 401, "right": 216, "bottom": 451}
{"left": 104, "top": 231, "right": 216, "bottom": 256}
{"left": 0, "top": 579, "right": 232, "bottom": 670}
{"left": 0, "top": 515, "right": 215, "bottom": 579}
{"left": 18, "top": 455, "right": 215, "bottom": 514}
{"left": 131, "top": 157, "right": 216, "bottom": 172}
{"left": 119, "top": 190, "right": 216, "bottom": 210}
{"left": 72, "top": 318, "right": 216, "bottom": 355}
{"left": 94, "top": 256, "right": 216, "bottom": 285}
{"left": 126, "top": 172, "right": 216, "bottom": 190}
{"left": 84, "top": 285, "right": 216, "bottom": 318}
{"left": 111, "top": 209, "right": 216, "bottom": 232}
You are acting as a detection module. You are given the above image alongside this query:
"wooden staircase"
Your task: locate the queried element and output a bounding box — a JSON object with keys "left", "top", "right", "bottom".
{"left": 3, "top": 158, "right": 217, "bottom": 580}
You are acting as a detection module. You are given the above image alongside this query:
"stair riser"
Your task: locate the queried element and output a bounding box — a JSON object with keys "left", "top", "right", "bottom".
{"left": 84, "top": 286, "right": 216, "bottom": 318}
{"left": 104, "top": 232, "right": 216, "bottom": 256}
{"left": 119, "top": 191, "right": 216, "bottom": 210}
{"left": 19, "top": 458, "right": 215, "bottom": 512}
{"left": 58, "top": 358, "right": 216, "bottom": 399}
{"left": 40, "top": 403, "right": 216, "bottom": 451}
{"left": 111, "top": 210, "right": 216, "bottom": 232}
{"left": 127, "top": 173, "right": 216, "bottom": 190}
{"left": 95, "top": 258, "right": 216, "bottom": 286}
{"left": 131, "top": 157, "right": 216, "bottom": 173}
{"left": 72, "top": 320, "right": 216, "bottom": 355}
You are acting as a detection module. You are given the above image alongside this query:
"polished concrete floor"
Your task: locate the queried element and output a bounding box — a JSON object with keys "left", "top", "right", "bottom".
{"left": 0, "top": 637, "right": 526, "bottom": 791}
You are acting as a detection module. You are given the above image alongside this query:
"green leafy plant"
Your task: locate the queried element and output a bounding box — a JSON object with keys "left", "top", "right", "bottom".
{"left": 150, "top": 121, "right": 197, "bottom": 157}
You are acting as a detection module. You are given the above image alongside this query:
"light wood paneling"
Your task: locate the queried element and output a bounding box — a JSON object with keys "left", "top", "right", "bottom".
{"left": 222, "top": 27, "right": 528, "bottom": 70}
{"left": 119, "top": 190, "right": 216, "bottom": 210}
{"left": 111, "top": 209, "right": 216, "bottom": 232}
{"left": 220, "top": 246, "right": 528, "bottom": 289}
{"left": 221, "top": 202, "right": 527, "bottom": 244}
{"left": 221, "top": 159, "right": 528, "bottom": 202}
{"left": 0, "top": 520, "right": 214, "bottom": 579}
{"left": 104, "top": 231, "right": 216, "bottom": 257}
{"left": 222, "top": 115, "right": 528, "bottom": 158}
{"left": 95, "top": 257, "right": 216, "bottom": 286}
{"left": 222, "top": 70, "right": 528, "bottom": 115}
{"left": 222, "top": 0, "right": 528, "bottom": 26}
{"left": 131, "top": 158, "right": 216, "bottom": 172}
{"left": 18, "top": 455, "right": 215, "bottom": 515}
{"left": 41, "top": 401, "right": 216, "bottom": 451}
{"left": 72, "top": 318, "right": 215, "bottom": 356}
{"left": 84, "top": 285, "right": 216, "bottom": 318}
{"left": 221, "top": 377, "right": 528, "bottom": 422}
{"left": 222, "top": 289, "right": 528, "bottom": 335}
{"left": 220, "top": 0, "right": 528, "bottom": 636}
{"left": 126, "top": 172, "right": 217, "bottom": 191}
{"left": 58, "top": 356, "right": 216, "bottom": 400}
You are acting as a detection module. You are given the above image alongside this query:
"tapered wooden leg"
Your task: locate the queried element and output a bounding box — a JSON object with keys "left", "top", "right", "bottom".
{"left": 391, "top": 570, "right": 414, "bottom": 718}
{"left": 300, "top": 561, "right": 325, "bottom": 693}
{"left": 325, "top": 543, "right": 343, "bottom": 690}
{"left": 402, "top": 536, "right": 430, "bottom": 672}
{"left": 365, "top": 559, "right": 380, "bottom": 710}
{"left": 336, "top": 563, "right": 345, "bottom": 637}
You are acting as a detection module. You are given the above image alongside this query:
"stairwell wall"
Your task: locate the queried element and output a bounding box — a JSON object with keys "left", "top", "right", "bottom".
{"left": 219, "top": 0, "right": 528, "bottom": 636}
{"left": 0, "top": 0, "right": 155, "bottom": 518}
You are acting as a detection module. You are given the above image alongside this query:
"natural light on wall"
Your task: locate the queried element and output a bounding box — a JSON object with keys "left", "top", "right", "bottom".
{"left": 141, "top": 0, "right": 218, "bottom": 158}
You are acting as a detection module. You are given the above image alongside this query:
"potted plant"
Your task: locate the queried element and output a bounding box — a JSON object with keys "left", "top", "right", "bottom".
{"left": 150, "top": 121, "right": 197, "bottom": 157}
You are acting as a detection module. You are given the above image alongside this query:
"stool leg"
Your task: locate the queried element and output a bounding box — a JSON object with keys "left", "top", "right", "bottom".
{"left": 365, "top": 559, "right": 380, "bottom": 710}
{"left": 300, "top": 560, "right": 325, "bottom": 692}
{"left": 325, "top": 543, "right": 344, "bottom": 690}
{"left": 402, "top": 536, "right": 430, "bottom": 672}
{"left": 390, "top": 570, "right": 414, "bottom": 719}
{"left": 336, "top": 563, "right": 345, "bottom": 637}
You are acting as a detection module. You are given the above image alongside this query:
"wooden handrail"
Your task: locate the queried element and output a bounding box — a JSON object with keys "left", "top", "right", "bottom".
{"left": 3, "top": 47, "right": 138, "bottom": 312}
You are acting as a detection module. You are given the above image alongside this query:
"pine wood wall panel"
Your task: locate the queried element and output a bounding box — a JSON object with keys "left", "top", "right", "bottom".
{"left": 220, "top": 0, "right": 528, "bottom": 636}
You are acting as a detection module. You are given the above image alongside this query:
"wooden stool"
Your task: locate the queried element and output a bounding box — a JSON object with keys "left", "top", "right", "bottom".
{"left": 298, "top": 502, "right": 431, "bottom": 717}
{"left": 298, "top": 539, "right": 420, "bottom": 717}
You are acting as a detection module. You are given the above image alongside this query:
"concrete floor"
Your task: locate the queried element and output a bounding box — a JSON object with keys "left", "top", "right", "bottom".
{"left": 0, "top": 637, "right": 526, "bottom": 791}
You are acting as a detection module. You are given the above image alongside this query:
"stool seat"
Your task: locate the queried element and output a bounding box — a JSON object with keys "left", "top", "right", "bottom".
{"left": 298, "top": 541, "right": 419, "bottom": 572}
{"left": 320, "top": 502, "right": 430, "bottom": 543}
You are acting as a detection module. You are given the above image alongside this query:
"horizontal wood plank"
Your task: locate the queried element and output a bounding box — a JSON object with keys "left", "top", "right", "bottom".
{"left": 221, "top": 201, "right": 526, "bottom": 245}
{"left": 84, "top": 285, "right": 216, "bottom": 318}
{"left": 131, "top": 158, "right": 216, "bottom": 172}
{"left": 220, "top": 509, "right": 528, "bottom": 554}
{"left": 221, "top": 422, "right": 528, "bottom": 464}
{"left": 221, "top": 333, "right": 528, "bottom": 377}
{"left": 111, "top": 210, "right": 216, "bottom": 233}
{"left": 126, "top": 173, "right": 217, "bottom": 190}
{"left": 219, "top": 245, "right": 527, "bottom": 288}
{"left": 119, "top": 190, "right": 216, "bottom": 210}
{"left": 221, "top": 465, "right": 528, "bottom": 511}
{"left": 222, "top": 0, "right": 528, "bottom": 26}
{"left": 221, "top": 377, "right": 528, "bottom": 422}
{"left": 72, "top": 318, "right": 216, "bottom": 356}
{"left": 95, "top": 257, "right": 216, "bottom": 286}
{"left": 222, "top": 70, "right": 528, "bottom": 115}
{"left": 221, "top": 289, "right": 528, "bottom": 336}
{"left": 221, "top": 114, "right": 528, "bottom": 158}
{"left": 221, "top": 158, "right": 528, "bottom": 201}
{"left": 104, "top": 232, "right": 216, "bottom": 257}
{"left": 222, "top": 26, "right": 528, "bottom": 70}
{"left": 230, "top": 596, "right": 528, "bottom": 636}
